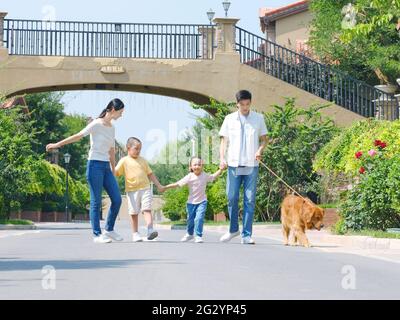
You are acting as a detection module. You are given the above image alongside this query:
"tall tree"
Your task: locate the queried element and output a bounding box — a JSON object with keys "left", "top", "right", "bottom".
{"left": 0, "top": 106, "right": 38, "bottom": 218}
{"left": 309, "top": 0, "right": 400, "bottom": 85}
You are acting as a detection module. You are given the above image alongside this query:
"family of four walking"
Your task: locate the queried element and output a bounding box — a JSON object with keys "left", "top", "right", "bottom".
{"left": 46, "top": 90, "right": 268, "bottom": 245}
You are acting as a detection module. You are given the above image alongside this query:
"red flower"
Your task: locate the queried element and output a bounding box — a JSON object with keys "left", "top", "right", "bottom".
{"left": 374, "top": 140, "right": 387, "bottom": 149}
{"left": 359, "top": 167, "right": 366, "bottom": 174}
{"left": 355, "top": 151, "right": 363, "bottom": 159}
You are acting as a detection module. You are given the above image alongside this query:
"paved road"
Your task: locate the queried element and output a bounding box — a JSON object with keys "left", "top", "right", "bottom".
{"left": 1, "top": 220, "right": 400, "bottom": 300}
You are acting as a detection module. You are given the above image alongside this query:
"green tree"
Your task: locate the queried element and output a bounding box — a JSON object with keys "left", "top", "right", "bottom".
{"left": 60, "top": 113, "right": 90, "bottom": 181}
{"left": 25, "top": 92, "right": 66, "bottom": 154}
{"left": 257, "top": 99, "right": 338, "bottom": 221}
{"left": 0, "top": 106, "right": 38, "bottom": 218}
{"left": 309, "top": 0, "right": 400, "bottom": 85}
{"left": 161, "top": 98, "right": 336, "bottom": 223}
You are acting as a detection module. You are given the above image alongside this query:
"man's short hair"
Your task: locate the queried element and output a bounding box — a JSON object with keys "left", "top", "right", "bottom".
{"left": 236, "top": 90, "right": 252, "bottom": 102}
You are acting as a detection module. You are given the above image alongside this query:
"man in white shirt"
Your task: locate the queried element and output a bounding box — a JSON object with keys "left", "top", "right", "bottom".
{"left": 219, "top": 90, "right": 268, "bottom": 244}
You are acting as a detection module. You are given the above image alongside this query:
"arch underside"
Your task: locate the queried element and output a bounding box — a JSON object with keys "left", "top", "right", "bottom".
{"left": 8, "top": 83, "right": 216, "bottom": 115}
{"left": 9, "top": 83, "right": 211, "bottom": 105}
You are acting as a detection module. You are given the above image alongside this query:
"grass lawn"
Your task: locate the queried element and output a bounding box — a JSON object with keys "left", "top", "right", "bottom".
{"left": 345, "top": 229, "right": 400, "bottom": 240}
{"left": 0, "top": 219, "right": 34, "bottom": 225}
{"left": 319, "top": 202, "right": 339, "bottom": 209}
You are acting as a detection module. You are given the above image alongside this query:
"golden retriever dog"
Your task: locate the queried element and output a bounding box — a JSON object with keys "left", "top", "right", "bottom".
{"left": 280, "top": 194, "right": 325, "bottom": 248}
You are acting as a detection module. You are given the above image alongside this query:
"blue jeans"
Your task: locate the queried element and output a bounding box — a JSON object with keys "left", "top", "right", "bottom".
{"left": 227, "top": 166, "right": 259, "bottom": 238}
{"left": 186, "top": 201, "right": 207, "bottom": 237}
{"left": 86, "top": 160, "right": 122, "bottom": 236}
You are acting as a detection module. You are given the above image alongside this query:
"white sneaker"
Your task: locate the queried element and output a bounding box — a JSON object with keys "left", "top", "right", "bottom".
{"left": 147, "top": 228, "right": 159, "bottom": 240}
{"left": 220, "top": 231, "right": 240, "bottom": 242}
{"left": 93, "top": 234, "right": 112, "bottom": 244}
{"left": 132, "top": 232, "right": 143, "bottom": 242}
{"left": 181, "top": 234, "right": 194, "bottom": 242}
{"left": 241, "top": 236, "right": 255, "bottom": 245}
{"left": 195, "top": 236, "right": 204, "bottom": 243}
{"left": 104, "top": 230, "right": 123, "bottom": 242}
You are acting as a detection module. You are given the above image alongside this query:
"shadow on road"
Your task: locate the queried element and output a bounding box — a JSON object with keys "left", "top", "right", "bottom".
{"left": 0, "top": 258, "right": 183, "bottom": 271}
{"left": 36, "top": 227, "right": 93, "bottom": 231}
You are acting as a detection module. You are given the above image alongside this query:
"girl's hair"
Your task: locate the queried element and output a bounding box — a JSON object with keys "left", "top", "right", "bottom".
{"left": 98, "top": 98, "right": 125, "bottom": 118}
{"left": 189, "top": 156, "right": 203, "bottom": 172}
{"left": 126, "top": 137, "right": 142, "bottom": 149}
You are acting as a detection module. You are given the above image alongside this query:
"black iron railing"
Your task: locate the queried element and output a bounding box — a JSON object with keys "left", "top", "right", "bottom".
{"left": 3, "top": 18, "right": 214, "bottom": 59}
{"left": 115, "top": 140, "right": 126, "bottom": 163}
{"left": 236, "top": 26, "right": 399, "bottom": 120}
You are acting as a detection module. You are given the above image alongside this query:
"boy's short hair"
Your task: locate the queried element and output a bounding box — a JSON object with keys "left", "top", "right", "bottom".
{"left": 126, "top": 137, "right": 142, "bottom": 149}
{"left": 236, "top": 90, "right": 252, "bottom": 102}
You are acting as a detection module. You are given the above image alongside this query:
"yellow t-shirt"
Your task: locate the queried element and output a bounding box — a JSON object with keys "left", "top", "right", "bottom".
{"left": 115, "top": 156, "right": 153, "bottom": 192}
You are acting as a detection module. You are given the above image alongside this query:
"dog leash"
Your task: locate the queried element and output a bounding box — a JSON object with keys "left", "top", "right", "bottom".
{"left": 258, "top": 159, "right": 315, "bottom": 206}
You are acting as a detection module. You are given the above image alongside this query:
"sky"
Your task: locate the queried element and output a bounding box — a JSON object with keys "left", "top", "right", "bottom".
{"left": 1, "top": 0, "right": 294, "bottom": 159}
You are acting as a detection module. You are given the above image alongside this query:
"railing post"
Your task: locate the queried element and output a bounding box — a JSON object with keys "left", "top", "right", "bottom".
{"left": 199, "top": 26, "right": 215, "bottom": 59}
{"left": 213, "top": 17, "right": 240, "bottom": 54}
{"left": 0, "top": 12, "right": 7, "bottom": 48}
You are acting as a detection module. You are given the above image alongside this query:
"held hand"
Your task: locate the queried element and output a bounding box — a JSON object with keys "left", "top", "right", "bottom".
{"left": 46, "top": 143, "right": 59, "bottom": 152}
{"left": 158, "top": 186, "right": 166, "bottom": 193}
{"left": 219, "top": 159, "right": 228, "bottom": 170}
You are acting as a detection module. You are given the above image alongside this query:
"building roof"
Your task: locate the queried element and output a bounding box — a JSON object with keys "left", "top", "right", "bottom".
{"left": 260, "top": 0, "right": 309, "bottom": 24}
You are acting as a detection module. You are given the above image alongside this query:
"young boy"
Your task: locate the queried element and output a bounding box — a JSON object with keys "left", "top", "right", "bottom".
{"left": 115, "top": 137, "right": 163, "bottom": 242}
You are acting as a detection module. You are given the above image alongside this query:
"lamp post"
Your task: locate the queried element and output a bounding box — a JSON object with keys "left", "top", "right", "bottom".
{"left": 222, "top": 1, "right": 231, "bottom": 17}
{"left": 115, "top": 23, "right": 122, "bottom": 32}
{"left": 207, "top": 8, "right": 215, "bottom": 25}
{"left": 191, "top": 138, "right": 196, "bottom": 157}
{"left": 64, "top": 153, "right": 71, "bottom": 223}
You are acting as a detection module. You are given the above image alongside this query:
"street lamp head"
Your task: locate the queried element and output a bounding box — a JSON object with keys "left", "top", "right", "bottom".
{"left": 115, "top": 23, "right": 122, "bottom": 32}
{"left": 222, "top": 1, "right": 231, "bottom": 17}
{"left": 207, "top": 8, "right": 215, "bottom": 24}
{"left": 64, "top": 153, "right": 71, "bottom": 164}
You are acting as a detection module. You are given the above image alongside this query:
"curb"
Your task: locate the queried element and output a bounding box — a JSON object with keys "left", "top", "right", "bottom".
{"left": 0, "top": 224, "right": 37, "bottom": 230}
{"left": 155, "top": 223, "right": 400, "bottom": 250}
{"left": 320, "top": 234, "right": 400, "bottom": 250}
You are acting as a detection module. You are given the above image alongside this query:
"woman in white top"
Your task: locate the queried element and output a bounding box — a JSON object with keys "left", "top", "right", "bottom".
{"left": 46, "top": 98, "right": 125, "bottom": 244}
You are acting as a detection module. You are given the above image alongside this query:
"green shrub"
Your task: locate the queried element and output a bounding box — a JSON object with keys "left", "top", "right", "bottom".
{"left": 0, "top": 195, "right": 4, "bottom": 220}
{"left": 190, "top": 98, "right": 337, "bottom": 222}
{"left": 22, "top": 199, "right": 42, "bottom": 211}
{"left": 25, "top": 160, "right": 89, "bottom": 214}
{"left": 339, "top": 152, "right": 400, "bottom": 231}
{"left": 257, "top": 98, "right": 338, "bottom": 221}
{"left": 162, "top": 187, "right": 189, "bottom": 221}
{"left": 314, "top": 119, "right": 400, "bottom": 174}
{"left": 42, "top": 201, "right": 59, "bottom": 212}
{"left": 315, "top": 120, "right": 400, "bottom": 231}
{"left": 332, "top": 217, "right": 346, "bottom": 235}
{"left": 206, "top": 173, "right": 228, "bottom": 219}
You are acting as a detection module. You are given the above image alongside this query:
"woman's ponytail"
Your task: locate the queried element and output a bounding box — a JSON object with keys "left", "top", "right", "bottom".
{"left": 98, "top": 108, "right": 108, "bottom": 118}
{"left": 98, "top": 98, "right": 125, "bottom": 118}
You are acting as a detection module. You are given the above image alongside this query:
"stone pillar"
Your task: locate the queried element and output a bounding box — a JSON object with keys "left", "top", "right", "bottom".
{"left": 199, "top": 26, "right": 216, "bottom": 59}
{"left": 213, "top": 17, "right": 240, "bottom": 54}
{"left": 0, "top": 12, "right": 8, "bottom": 47}
{"left": 374, "top": 97, "right": 399, "bottom": 121}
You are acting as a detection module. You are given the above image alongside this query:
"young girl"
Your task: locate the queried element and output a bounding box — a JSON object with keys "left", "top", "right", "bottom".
{"left": 46, "top": 98, "right": 125, "bottom": 244}
{"left": 162, "top": 157, "right": 224, "bottom": 243}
